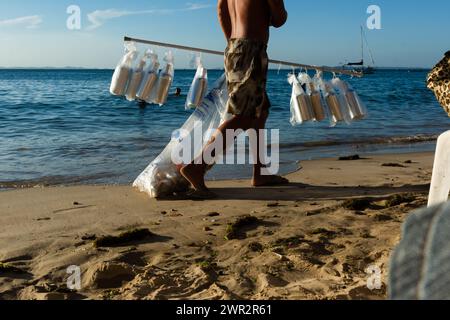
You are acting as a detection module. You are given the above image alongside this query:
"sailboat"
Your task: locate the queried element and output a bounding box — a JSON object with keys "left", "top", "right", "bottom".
{"left": 345, "top": 26, "right": 376, "bottom": 75}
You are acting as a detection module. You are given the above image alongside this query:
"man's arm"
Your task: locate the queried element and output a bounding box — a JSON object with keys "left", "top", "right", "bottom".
{"left": 218, "top": 0, "right": 232, "bottom": 40}
{"left": 267, "top": 0, "right": 288, "bottom": 28}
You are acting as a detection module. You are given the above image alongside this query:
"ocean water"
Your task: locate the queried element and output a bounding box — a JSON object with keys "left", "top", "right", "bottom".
{"left": 0, "top": 68, "right": 449, "bottom": 188}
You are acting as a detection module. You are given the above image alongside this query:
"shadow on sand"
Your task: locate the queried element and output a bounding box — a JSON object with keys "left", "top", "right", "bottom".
{"left": 157, "top": 182, "right": 430, "bottom": 202}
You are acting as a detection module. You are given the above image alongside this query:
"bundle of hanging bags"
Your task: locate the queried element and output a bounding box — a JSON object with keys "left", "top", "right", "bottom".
{"left": 109, "top": 42, "right": 368, "bottom": 128}
{"left": 110, "top": 42, "right": 175, "bottom": 106}
{"left": 110, "top": 42, "right": 209, "bottom": 109}
{"left": 288, "top": 71, "right": 368, "bottom": 126}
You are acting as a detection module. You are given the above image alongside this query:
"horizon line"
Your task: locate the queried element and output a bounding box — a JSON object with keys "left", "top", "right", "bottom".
{"left": 0, "top": 66, "right": 433, "bottom": 70}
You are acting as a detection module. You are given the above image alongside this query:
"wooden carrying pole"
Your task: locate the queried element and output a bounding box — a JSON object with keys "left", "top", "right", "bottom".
{"left": 124, "top": 36, "right": 363, "bottom": 77}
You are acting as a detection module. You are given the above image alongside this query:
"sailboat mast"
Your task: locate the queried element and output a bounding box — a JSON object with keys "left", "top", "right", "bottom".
{"left": 362, "top": 27, "right": 376, "bottom": 66}
{"left": 361, "top": 25, "right": 364, "bottom": 65}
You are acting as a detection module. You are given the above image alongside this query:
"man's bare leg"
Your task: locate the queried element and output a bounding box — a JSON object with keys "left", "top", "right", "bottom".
{"left": 181, "top": 114, "right": 254, "bottom": 193}
{"left": 251, "top": 98, "right": 289, "bottom": 187}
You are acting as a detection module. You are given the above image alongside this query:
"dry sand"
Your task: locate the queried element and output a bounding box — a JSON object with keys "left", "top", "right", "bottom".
{"left": 0, "top": 152, "right": 434, "bottom": 300}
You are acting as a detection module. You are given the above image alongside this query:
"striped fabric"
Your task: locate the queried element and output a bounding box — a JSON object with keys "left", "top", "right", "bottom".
{"left": 390, "top": 202, "right": 450, "bottom": 299}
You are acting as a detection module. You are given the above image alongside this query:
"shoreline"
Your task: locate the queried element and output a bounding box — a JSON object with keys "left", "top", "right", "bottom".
{"left": 0, "top": 151, "right": 434, "bottom": 300}
{"left": 0, "top": 148, "right": 437, "bottom": 190}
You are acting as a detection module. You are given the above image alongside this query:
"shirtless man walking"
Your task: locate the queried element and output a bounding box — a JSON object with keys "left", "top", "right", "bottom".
{"left": 181, "top": 0, "right": 288, "bottom": 199}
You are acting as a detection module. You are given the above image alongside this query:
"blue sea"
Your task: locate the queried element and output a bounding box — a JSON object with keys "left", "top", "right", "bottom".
{"left": 1, "top": 68, "right": 449, "bottom": 188}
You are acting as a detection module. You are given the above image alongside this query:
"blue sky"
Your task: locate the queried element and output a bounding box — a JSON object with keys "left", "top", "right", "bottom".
{"left": 0, "top": 0, "right": 448, "bottom": 68}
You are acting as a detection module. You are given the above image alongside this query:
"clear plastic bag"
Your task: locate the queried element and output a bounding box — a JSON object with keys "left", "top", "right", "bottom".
{"left": 298, "top": 72, "right": 327, "bottom": 122}
{"left": 110, "top": 42, "right": 137, "bottom": 96}
{"left": 153, "top": 51, "right": 174, "bottom": 106}
{"left": 125, "top": 49, "right": 154, "bottom": 101}
{"left": 288, "top": 73, "right": 314, "bottom": 126}
{"left": 331, "top": 77, "right": 368, "bottom": 120}
{"left": 186, "top": 56, "right": 208, "bottom": 109}
{"left": 136, "top": 52, "right": 160, "bottom": 103}
{"left": 133, "top": 74, "right": 230, "bottom": 198}
{"left": 316, "top": 74, "right": 350, "bottom": 126}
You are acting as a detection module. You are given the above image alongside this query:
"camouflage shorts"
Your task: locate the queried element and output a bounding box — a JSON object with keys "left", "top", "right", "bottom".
{"left": 224, "top": 38, "right": 270, "bottom": 118}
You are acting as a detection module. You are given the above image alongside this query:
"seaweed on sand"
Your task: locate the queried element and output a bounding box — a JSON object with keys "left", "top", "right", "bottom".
{"left": 248, "top": 242, "right": 264, "bottom": 252}
{"left": 94, "top": 228, "right": 154, "bottom": 248}
{"left": 0, "top": 262, "right": 26, "bottom": 274}
{"left": 271, "top": 236, "right": 305, "bottom": 249}
{"left": 339, "top": 155, "right": 361, "bottom": 161}
{"left": 342, "top": 198, "right": 373, "bottom": 211}
{"left": 383, "top": 194, "right": 416, "bottom": 208}
{"left": 382, "top": 163, "right": 406, "bottom": 168}
{"left": 225, "top": 216, "right": 260, "bottom": 241}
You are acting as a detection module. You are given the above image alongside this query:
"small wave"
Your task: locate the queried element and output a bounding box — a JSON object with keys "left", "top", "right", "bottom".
{"left": 280, "top": 134, "right": 439, "bottom": 150}
{"left": 0, "top": 173, "right": 117, "bottom": 189}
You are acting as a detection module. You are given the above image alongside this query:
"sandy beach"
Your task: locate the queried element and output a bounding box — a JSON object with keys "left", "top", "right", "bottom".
{"left": 0, "top": 151, "right": 434, "bottom": 300}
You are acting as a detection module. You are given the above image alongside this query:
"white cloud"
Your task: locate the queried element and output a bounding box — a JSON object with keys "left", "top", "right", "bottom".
{"left": 185, "top": 3, "right": 212, "bottom": 10}
{"left": 86, "top": 2, "right": 213, "bottom": 30}
{"left": 0, "top": 15, "right": 43, "bottom": 29}
{"left": 86, "top": 9, "right": 136, "bottom": 31}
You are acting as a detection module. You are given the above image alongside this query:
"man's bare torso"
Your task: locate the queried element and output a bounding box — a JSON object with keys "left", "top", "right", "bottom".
{"left": 227, "top": 0, "right": 271, "bottom": 43}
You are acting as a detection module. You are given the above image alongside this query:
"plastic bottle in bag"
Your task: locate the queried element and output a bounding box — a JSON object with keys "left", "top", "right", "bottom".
{"left": 136, "top": 53, "right": 160, "bottom": 103}
{"left": 153, "top": 51, "right": 174, "bottom": 106}
{"left": 125, "top": 49, "right": 154, "bottom": 101}
{"left": 299, "top": 73, "right": 327, "bottom": 122}
{"left": 310, "top": 83, "right": 327, "bottom": 122}
{"left": 110, "top": 42, "right": 138, "bottom": 96}
{"left": 317, "top": 74, "right": 349, "bottom": 126}
{"left": 324, "top": 82, "right": 345, "bottom": 123}
{"left": 331, "top": 78, "right": 368, "bottom": 120}
{"left": 288, "top": 73, "right": 314, "bottom": 125}
{"left": 186, "top": 56, "right": 208, "bottom": 109}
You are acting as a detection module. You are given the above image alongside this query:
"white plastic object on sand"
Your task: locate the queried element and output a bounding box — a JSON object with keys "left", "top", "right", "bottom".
{"left": 186, "top": 56, "right": 208, "bottom": 109}
{"left": 298, "top": 72, "right": 327, "bottom": 122}
{"left": 110, "top": 42, "right": 138, "bottom": 96}
{"left": 288, "top": 73, "right": 314, "bottom": 125}
{"left": 125, "top": 49, "right": 154, "bottom": 101}
{"left": 133, "top": 74, "right": 230, "bottom": 198}
{"left": 331, "top": 77, "right": 368, "bottom": 120}
{"left": 136, "top": 53, "right": 160, "bottom": 103}
{"left": 153, "top": 51, "right": 174, "bottom": 106}
{"left": 428, "top": 130, "right": 450, "bottom": 207}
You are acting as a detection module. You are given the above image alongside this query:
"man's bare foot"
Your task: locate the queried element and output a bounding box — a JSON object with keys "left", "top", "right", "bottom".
{"left": 180, "top": 164, "right": 208, "bottom": 191}
{"left": 252, "top": 175, "right": 290, "bottom": 187}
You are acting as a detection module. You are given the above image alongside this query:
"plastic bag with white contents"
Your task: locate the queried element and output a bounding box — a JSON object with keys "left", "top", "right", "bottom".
{"left": 133, "top": 74, "right": 230, "bottom": 198}
{"left": 110, "top": 42, "right": 138, "bottom": 96}
{"left": 298, "top": 72, "right": 327, "bottom": 122}
{"left": 331, "top": 78, "right": 368, "bottom": 120}
{"left": 125, "top": 49, "right": 154, "bottom": 101}
{"left": 317, "top": 74, "right": 350, "bottom": 126}
{"left": 186, "top": 56, "right": 208, "bottom": 109}
{"left": 288, "top": 73, "right": 314, "bottom": 126}
{"left": 136, "top": 52, "right": 160, "bottom": 103}
{"left": 153, "top": 51, "right": 175, "bottom": 106}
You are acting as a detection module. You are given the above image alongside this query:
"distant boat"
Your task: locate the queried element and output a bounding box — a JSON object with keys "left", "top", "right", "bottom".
{"left": 343, "top": 26, "right": 376, "bottom": 75}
